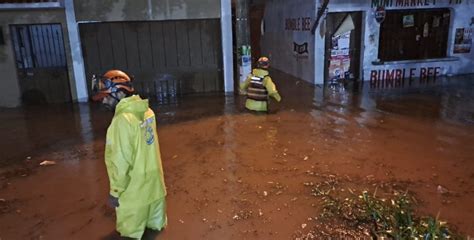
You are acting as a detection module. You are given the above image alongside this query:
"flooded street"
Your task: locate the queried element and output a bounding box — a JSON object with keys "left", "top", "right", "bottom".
{"left": 0, "top": 71, "right": 473, "bottom": 239}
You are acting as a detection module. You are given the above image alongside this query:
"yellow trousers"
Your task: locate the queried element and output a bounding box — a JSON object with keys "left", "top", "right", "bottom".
{"left": 116, "top": 198, "right": 167, "bottom": 239}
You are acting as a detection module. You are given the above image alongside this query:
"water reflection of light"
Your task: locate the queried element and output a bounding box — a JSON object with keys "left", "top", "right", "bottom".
{"left": 265, "top": 126, "right": 278, "bottom": 146}
{"left": 78, "top": 103, "right": 93, "bottom": 143}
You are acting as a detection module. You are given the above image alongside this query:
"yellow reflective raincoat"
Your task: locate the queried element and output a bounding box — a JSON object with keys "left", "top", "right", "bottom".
{"left": 105, "top": 95, "right": 167, "bottom": 239}
{"left": 240, "top": 68, "right": 281, "bottom": 112}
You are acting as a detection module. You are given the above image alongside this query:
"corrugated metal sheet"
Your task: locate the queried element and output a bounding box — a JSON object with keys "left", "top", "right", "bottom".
{"left": 80, "top": 19, "right": 223, "bottom": 103}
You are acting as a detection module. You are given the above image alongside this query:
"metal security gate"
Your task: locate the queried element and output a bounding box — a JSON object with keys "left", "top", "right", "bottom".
{"left": 79, "top": 19, "right": 223, "bottom": 104}
{"left": 11, "top": 24, "right": 71, "bottom": 104}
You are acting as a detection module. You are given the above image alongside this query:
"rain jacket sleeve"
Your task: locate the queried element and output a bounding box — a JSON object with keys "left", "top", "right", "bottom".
{"left": 264, "top": 76, "right": 282, "bottom": 102}
{"left": 105, "top": 115, "right": 137, "bottom": 198}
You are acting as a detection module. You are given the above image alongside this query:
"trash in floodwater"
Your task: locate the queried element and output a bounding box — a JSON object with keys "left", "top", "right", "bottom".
{"left": 437, "top": 185, "right": 449, "bottom": 195}
{"left": 39, "top": 160, "right": 56, "bottom": 166}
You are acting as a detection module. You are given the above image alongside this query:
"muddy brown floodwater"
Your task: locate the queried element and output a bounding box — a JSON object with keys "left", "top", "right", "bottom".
{"left": 0, "top": 70, "right": 473, "bottom": 239}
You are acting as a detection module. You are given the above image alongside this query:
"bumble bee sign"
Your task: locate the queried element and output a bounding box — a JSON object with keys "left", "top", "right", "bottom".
{"left": 261, "top": 0, "right": 315, "bottom": 83}
{"left": 371, "top": 0, "right": 462, "bottom": 8}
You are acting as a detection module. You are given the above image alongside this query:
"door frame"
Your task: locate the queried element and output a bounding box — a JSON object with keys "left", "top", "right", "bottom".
{"left": 323, "top": 11, "right": 364, "bottom": 86}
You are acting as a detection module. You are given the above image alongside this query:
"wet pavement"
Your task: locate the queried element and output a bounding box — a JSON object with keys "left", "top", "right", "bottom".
{"left": 0, "top": 70, "right": 473, "bottom": 239}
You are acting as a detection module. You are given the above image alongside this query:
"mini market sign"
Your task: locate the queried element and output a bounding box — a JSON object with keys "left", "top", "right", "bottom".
{"left": 371, "top": 0, "right": 462, "bottom": 8}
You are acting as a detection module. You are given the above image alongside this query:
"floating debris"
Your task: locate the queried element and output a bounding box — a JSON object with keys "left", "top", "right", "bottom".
{"left": 39, "top": 160, "right": 56, "bottom": 166}
{"left": 437, "top": 185, "right": 449, "bottom": 195}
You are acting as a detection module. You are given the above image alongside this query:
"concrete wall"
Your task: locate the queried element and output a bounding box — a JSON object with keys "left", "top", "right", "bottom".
{"left": 314, "top": 0, "right": 474, "bottom": 84}
{"left": 264, "top": 0, "right": 474, "bottom": 84}
{"left": 74, "top": 0, "right": 221, "bottom": 22}
{"left": 0, "top": 9, "right": 72, "bottom": 107}
{"left": 261, "top": 0, "right": 316, "bottom": 84}
{"left": 0, "top": 0, "right": 224, "bottom": 107}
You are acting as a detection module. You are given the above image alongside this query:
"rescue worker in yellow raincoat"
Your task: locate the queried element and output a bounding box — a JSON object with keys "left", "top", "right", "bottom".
{"left": 91, "top": 70, "right": 167, "bottom": 239}
{"left": 240, "top": 57, "right": 281, "bottom": 112}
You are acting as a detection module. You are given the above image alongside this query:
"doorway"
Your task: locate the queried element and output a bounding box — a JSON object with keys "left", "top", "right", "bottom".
{"left": 10, "top": 24, "right": 71, "bottom": 105}
{"left": 324, "top": 12, "right": 363, "bottom": 86}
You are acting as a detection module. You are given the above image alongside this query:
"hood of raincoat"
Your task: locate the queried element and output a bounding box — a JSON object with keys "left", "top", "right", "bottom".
{"left": 114, "top": 95, "right": 149, "bottom": 120}
{"left": 252, "top": 68, "right": 269, "bottom": 77}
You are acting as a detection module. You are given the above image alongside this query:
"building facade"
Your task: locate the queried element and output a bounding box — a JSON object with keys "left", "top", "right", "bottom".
{"left": 0, "top": 0, "right": 233, "bottom": 107}
{"left": 263, "top": 0, "right": 474, "bottom": 87}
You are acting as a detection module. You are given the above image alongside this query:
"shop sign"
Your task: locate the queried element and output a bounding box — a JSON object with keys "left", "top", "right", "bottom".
{"left": 372, "top": 0, "right": 462, "bottom": 8}
{"left": 374, "top": 7, "right": 386, "bottom": 23}
{"left": 293, "top": 42, "right": 309, "bottom": 59}
{"left": 369, "top": 67, "right": 441, "bottom": 89}
{"left": 285, "top": 17, "right": 312, "bottom": 31}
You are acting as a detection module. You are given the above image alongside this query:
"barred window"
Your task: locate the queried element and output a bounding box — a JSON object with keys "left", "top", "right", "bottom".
{"left": 378, "top": 8, "right": 450, "bottom": 61}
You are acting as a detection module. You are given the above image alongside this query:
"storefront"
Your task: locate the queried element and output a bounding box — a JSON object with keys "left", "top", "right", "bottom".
{"left": 262, "top": 0, "right": 474, "bottom": 87}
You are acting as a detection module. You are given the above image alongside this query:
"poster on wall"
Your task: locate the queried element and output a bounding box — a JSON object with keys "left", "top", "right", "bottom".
{"left": 454, "top": 28, "right": 473, "bottom": 54}
{"left": 403, "top": 15, "right": 414, "bottom": 28}
{"left": 432, "top": 16, "right": 440, "bottom": 28}
{"left": 329, "top": 31, "right": 351, "bottom": 80}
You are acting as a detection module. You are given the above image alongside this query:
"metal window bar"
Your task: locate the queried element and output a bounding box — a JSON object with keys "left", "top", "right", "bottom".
{"left": 11, "top": 24, "right": 66, "bottom": 69}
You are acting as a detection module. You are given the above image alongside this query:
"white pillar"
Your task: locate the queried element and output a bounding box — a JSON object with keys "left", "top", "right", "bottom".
{"left": 314, "top": 0, "right": 326, "bottom": 85}
{"left": 64, "top": 0, "right": 88, "bottom": 102}
{"left": 221, "top": 0, "right": 234, "bottom": 93}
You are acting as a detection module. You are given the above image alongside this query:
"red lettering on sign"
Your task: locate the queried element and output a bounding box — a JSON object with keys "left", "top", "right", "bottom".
{"left": 409, "top": 68, "right": 416, "bottom": 85}
{"left": 302, "top": 17, "right": 311, "bottom": 31}
{"left": 370, "top": 70, "right": 378, "bottom": 88}
{"left": 434, "top": 67, "right": 440, "bottom": 80}
{"left": 427, "top": 67, "right": 434, "bottom": 82}
{"left": 386, "top": 69, "right": 395, "bottom": 87}
{"left": 395, "top": 69, "right": 403, "bottom": 81}
{"left": 285, "top": 17, "right": 312, "bottom": 31}
{"left": 420, "top": 67, "right": 427, "bottom": 82}
{"left": 395, "top": 69, "right": 403, "bottom": 87}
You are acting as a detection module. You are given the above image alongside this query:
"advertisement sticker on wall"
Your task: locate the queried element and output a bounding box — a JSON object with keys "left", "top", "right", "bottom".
{"left": 403, "top": 15, "right": 415, "bottom": 28}
{"left": 329, "top": 31, "right": 351, "bottom": 80}
{"left": 454, "top": 28, "right": 473, "bottom": 54}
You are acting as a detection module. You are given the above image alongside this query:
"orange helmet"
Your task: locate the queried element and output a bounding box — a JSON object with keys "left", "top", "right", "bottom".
{"left": 258, "top": 57, "right": 270, "bottom": 69}
{"left": 91, "top": 70, "right": 134, "bottom": 101}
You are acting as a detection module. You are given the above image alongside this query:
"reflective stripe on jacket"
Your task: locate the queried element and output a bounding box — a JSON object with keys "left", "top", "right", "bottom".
{"left": 247, "top": 76, "right": 269, "bottom": 101}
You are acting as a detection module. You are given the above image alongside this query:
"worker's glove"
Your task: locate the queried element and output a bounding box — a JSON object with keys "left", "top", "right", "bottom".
{"left": 272, "top": 93, "right": 282, "bottom": 102}
{"left": 108, "top": 194, "right": 119, "bottom": 208}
